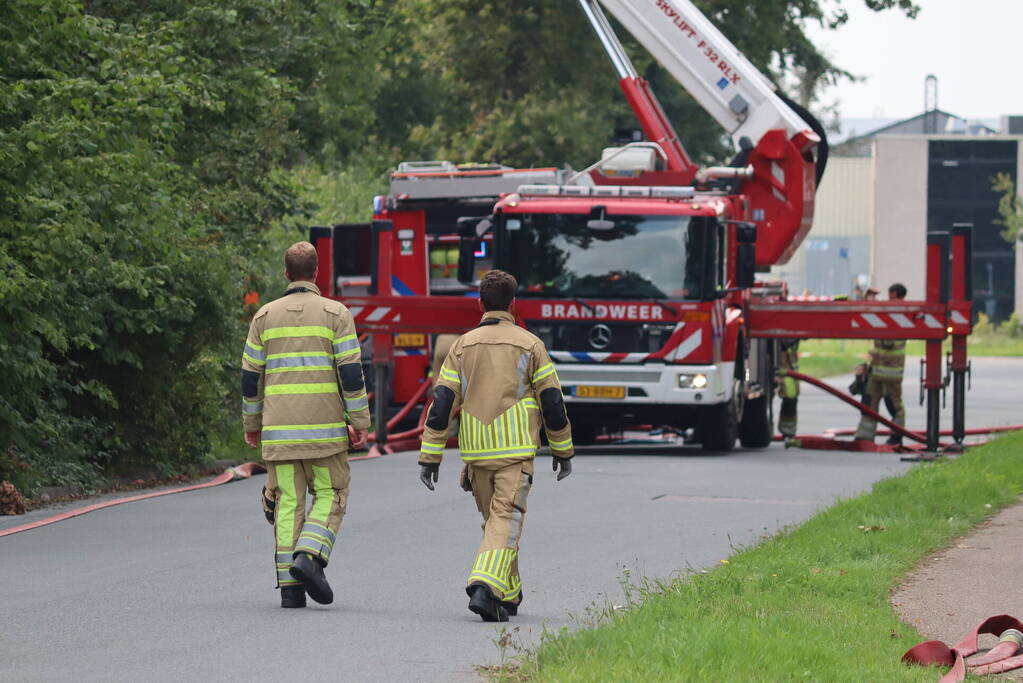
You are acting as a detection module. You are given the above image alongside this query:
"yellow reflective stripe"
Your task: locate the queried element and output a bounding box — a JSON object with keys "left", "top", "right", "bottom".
{"left": 548, "top": 436, "right": 573, "bottom": 448}
{"left": 461, "top": 449, "right": 537, "bottom": 461}
{"left": 262, "top": 437, "right": 348, "bottom": 445}
{"left": 421, "top": 441, "right": 445, "bottom": 453}
{"left": 332, "top": 333, "right": 357, "bottom": 344}
{"left": 333, "top": 348, "right": 360, "bottom": 360}
{"left": 247, "top": 341, "right": 264, "bottom": 351}
{"left": 522, "top": 398, "right": 538, "bottom": 408}
{"left": 266, "top": 351, "right": 331, "bottom": 359}
{"left": 532, "top": 363, "right": 556, "bottom": 382}
{"left": 260, "top": 326, "right": 333, "bottom": 342}
{"left": 439, "top": 367, "right": 459, "bottom": 382}
{"left": 264, "top": 422, "right": 345, "bottom": 430}
{"left": 243, "top": 353, "right": 266, "bottom": 366}
{"left": 264, "top": 383, "right": 338, "bottom": 396}
{"left": 461, "top": 445, "right": 538, "bottom": 455}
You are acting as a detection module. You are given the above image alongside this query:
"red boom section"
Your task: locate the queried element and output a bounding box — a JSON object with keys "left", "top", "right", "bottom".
{"left": 746, "top": 299, "right": 949, "bottom": 340}
{"left": 614, "top": 77, "right": 699, "bottom": 183}
{"left": 740, "top": 129, "right": 818, "bottom": 267}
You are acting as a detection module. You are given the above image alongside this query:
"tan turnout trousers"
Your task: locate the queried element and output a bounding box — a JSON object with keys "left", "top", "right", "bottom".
{"left": 854, "top": 377, "right": 905, "bottom": 442}
{"left": 266, "top": 453, "right": 351, "bottom": 588}
{"left": 467, "top": 460, "right": 534, "bottom": 604}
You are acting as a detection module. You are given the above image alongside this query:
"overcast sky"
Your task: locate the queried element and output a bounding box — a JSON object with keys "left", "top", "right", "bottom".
{"left": 806, "top": 0, "right": 1022, "bottom": 121}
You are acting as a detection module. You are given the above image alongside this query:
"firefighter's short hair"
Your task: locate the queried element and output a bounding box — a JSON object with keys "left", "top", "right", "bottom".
{"left": 888, "top": 282, "right": 907, "bottom": 299}
{"left": 479, "top": 270, "right": 517, "bottom": 311}
{"left": 285, "top": 241, "right": 317, "bottom": 280}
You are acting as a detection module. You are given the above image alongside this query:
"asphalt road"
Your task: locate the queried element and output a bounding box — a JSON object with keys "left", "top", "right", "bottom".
{"left": 2, "top": 357, "right": 1019, "bottom": 682}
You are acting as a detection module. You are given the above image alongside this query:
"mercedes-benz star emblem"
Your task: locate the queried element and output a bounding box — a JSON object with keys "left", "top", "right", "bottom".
{"left": 588, "top": 323, "right": 612, "bottom": 350}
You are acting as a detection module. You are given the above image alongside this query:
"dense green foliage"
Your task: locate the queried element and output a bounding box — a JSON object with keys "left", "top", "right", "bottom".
{"left": 1, "top": 0, "right": 916, "bottom": 495}
{"left": 515, "top": 430, "right": 1023, "bottom": 682}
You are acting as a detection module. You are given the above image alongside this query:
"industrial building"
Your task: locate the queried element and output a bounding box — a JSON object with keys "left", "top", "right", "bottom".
{"left": 774, "top": 111, "right": 1023, "bottom": 322}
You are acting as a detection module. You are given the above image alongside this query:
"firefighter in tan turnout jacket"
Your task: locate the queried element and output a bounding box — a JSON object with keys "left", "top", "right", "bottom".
{"left": 854, "top": 283, "right": 909, "bottom": 445}
{"left": 419, "top": 270, "right": 573, "bottom": 622}
{"left": 242, "top": 242, "right": 369, "bottom": 608}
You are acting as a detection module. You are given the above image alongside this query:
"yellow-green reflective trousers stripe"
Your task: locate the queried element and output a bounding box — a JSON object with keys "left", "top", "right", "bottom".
{"left": 264, "top": 382, "right": 338, "bottom": 396}
{"left": 275, "top": 464, "right": 296, "bottom": 548}
{"left": 309, "top": 465, "right": 333, "bottom": 521}
{"left": 468, "top": 548, "right": 517, "bottom": 593}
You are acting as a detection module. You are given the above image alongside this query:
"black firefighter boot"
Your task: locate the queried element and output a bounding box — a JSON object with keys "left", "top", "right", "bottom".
{"left": 467, "top": 583, "right": 508, "bottom": 622}
{"left": 289, "top": 552, "right": 334, "bottom": 605}
{"left": 500, "top": 594, "right": 521, "bottom": 617}
{"left": 280, "top": 585, "right": 306, "bottom": 608}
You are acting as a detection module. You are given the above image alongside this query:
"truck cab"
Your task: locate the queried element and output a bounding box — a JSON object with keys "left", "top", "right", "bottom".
{"left": 456, "top": 182, "right": 772, "bottom": 449}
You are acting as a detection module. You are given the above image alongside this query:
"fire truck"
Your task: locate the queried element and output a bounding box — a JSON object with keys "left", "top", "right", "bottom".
{"left": 310, "top": 0, "right": 974, "bottom": 453}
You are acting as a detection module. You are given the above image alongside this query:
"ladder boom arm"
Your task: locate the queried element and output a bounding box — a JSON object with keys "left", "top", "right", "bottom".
{"left": 579, "top": 0, "right": 697, "bottom": 178}
{"left": 595, "top": 0, "right": 810, "bottom": 147}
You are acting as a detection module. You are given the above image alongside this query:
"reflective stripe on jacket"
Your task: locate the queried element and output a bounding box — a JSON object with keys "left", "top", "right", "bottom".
{"left": 241, "top": 281, "right": 369, "bottom": 460}
{"left": 419, "top": 310, "right": 574, "bottom": 467}
{"left": 870, "top": 339, "right": 906, "bottom": 382}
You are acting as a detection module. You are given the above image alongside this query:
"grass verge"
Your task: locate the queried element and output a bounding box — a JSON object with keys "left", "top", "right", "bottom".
{"left": 799, "top": 336, "right": 1023, "bottom": 379}
{"left": 509, "top": 429, "right": 1023, "bottom": 682}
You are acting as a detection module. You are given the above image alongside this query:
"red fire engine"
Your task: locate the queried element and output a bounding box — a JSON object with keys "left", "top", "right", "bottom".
{"left": 310, "top": 0, "right": 974, "bottom": 453}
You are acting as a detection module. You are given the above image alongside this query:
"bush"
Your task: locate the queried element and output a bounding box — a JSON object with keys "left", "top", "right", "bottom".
{"left": 999, "top": 312, "right": 1023, "bottom": 338}
{"left": 973, "top": 312, "right": 995, "bottom": 336}
{"left": 0, "top": 1, "right": 302, "bottom": 494}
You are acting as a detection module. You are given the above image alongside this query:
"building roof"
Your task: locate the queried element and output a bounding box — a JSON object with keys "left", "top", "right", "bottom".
{"left": 834, "top": 109, "right": 999, "bottom": 156}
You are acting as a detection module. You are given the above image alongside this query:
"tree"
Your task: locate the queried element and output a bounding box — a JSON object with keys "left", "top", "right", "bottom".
{"left": 377, "top": 0, "right": 919, "bottom": 169}
{"left": 0, "top": 0, "right": 314, "bottom": 492}
{"left": 992, "top": 173, "right": 1023, "bottom": 244}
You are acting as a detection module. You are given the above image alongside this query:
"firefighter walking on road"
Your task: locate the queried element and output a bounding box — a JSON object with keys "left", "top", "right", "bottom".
{"left": 418, "top": 270, "right": 574, "bottom": 622}
{"left": 242, "top": 242, "right": 369, "bottom": 608}
{"left": 854, "top": 283, "right": 908, "bottom": 445}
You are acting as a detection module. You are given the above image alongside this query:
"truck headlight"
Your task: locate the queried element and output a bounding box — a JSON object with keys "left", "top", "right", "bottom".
{"left": 677, "top": 373, "right": 708, "bottom": 389}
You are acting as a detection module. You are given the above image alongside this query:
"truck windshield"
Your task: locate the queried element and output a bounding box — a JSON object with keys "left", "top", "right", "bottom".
{"left": 499, "top": 213, "right": 705, "bottom": 299}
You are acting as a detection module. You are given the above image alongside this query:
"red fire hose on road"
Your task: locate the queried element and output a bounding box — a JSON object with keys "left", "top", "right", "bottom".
{"left": 1, "top": 379, "right": 439, "bottom": 538}
{"left": 780, "top": 370, "right": 1022, "bottom": 453}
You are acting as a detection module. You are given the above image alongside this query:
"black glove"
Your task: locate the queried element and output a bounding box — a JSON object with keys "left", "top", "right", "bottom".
{"left": 261, "top": 486, "right": 276, "bottom": 524}
{"left": 419, "top": 462, "right": 439, "bottom": 491}
{"left": 552, "top": 456, "right": 572, "bottom": 481}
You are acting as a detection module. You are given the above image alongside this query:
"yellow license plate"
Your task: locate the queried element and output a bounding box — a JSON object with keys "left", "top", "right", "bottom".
{"left": 394, "top": 333, "right": 426, "bottom": 348}
{"left": 574, "top": 385, "right": 626, "bottom": 399}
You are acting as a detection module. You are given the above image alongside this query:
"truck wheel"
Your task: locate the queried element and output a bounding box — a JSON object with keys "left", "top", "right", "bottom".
{"left": 739, "top": 394, "right": 772, "bottom": 448}
{"left": 700, "top": 383, "right": 740, "bottom": 452}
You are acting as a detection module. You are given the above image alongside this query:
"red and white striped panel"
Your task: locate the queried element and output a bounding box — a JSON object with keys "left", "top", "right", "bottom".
{"left": 666, "top": 328, "right": 704, "bottom": 362}
{"left": 549, "top": 351, "right": 649, "bottom": 364}
{"left": 950, "top": 311, "right": 969, "bottom": 326}
{"left": 346, "top": 305, "right": 402, "bottom": 324}
{"left": 787, "top": 295, "right": 840, "bottom": 302}
{"left": 851, "top": 312, "right": 944, "bottom": 331}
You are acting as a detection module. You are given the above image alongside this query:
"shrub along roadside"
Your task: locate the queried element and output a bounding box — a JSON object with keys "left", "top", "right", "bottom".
{"left": 514, "top": 430, "right": 1023, "bottom": 682}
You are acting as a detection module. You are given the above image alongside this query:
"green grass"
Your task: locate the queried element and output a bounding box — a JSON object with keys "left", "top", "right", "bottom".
{"left": 799, "top": 335, "right": 1023, "bottom": 379}
{"left": 508, "top": 430, "right": 1023, "bottom": 682}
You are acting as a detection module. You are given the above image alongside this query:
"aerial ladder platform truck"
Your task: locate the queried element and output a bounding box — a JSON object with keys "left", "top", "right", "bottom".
{"left": 310, "top": 0, "right": 973, "bottom": 452}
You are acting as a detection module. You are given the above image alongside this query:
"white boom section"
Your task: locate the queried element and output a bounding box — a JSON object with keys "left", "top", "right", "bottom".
{"left": 594, "top": 0, "right": 808, "bottom": 145}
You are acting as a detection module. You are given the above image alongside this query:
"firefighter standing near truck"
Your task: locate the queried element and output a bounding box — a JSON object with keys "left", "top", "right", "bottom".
{"left": 418, "top": 270, "right": 574, "bottom": 622}
{"left": 776, "top": 339, "right": 800, "bottom": 442}
{"left": 854, "top": 283, "right": 908, "bottom": 445}
{"left": 242, "top": 241, "right": 370, "bottom": 608}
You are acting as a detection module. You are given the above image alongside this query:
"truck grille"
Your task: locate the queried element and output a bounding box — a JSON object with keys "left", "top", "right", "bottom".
{"left": 526, "top": 321, "right": 675, "bottom": 354}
